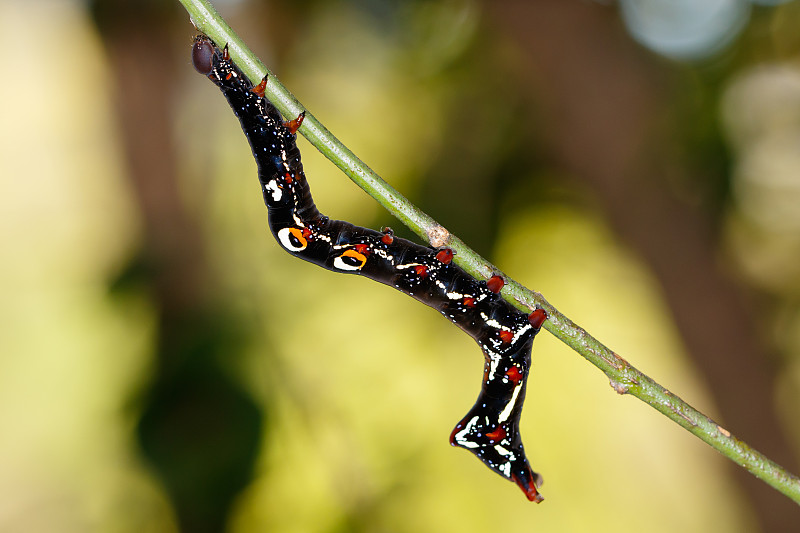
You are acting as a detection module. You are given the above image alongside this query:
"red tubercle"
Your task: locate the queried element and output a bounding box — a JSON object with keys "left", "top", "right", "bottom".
{"left": 528, "top": 308, "right": 547, "bottom": 330}
{"left": 251, "top": 77, "right": 268, "bottom": 97}
{"left": 301, "top": 227, "right": 313, "bottom": 241}
{"left": 512, "top": 472, "right": 544, "bottom": 503}
{"left": 414, "top": 264, "right": 429, "bottom": 278}
{"left": 486, "top": 426, "right": 506, "bottom": 443}
{"left": 435, "top": 248, "right": 454, "bottom": 264}
{"left": 463, "top": 297, "right": 476, "bottom": 308}
{"left": 284, "top": 172, "right": 292, "bottom": 184}
{"left": 381, "top": 231, "right": 394, "bottom": 245}
{"left": 354, "top": 243, "right": 370, "bottom": 256}
{"left": 505, "top": 366, "right": 523, "bottom": 384}
{"left": 284, "top": 112, "right": 306, "bottom": 135}
{"left": 499, "top": 330, "right": 513, "bottom": 344}
{"left": 487, "top": 275, "right": 504, "bottom": 294}
{"left": 225, "top": 72, "right": 234, "bottom": 81}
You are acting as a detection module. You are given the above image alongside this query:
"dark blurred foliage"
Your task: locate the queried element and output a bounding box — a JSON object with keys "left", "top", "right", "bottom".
{"left": 90, "top": 1, "right": 264, "bottom": 531}
{"left": 137, "top": 313, "right": 262, "bottom": 533}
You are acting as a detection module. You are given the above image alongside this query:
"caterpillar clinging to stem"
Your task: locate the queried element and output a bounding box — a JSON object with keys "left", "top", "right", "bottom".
{"left": 191, "top": 35, "right": 547, "bottom": 502}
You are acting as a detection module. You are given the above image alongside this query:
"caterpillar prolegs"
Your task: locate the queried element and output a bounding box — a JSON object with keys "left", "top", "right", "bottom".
{"left": 192, "top": 35, "right": 547, "bottom": 502}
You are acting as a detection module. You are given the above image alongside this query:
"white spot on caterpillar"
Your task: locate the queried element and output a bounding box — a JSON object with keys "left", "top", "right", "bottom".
{"left": 508, "top": 324, "right": 533, "bottom": 344}
{"left": 396, "top": 262, "right": 423, "bottom": 271}
{"left": 488, "top": 353, "right": 502, "bottom": 381}
{"left": 493, "top": 444, "right": 512, "bottom": 458}
{"left": 453, "top": 417, "right": 480, "bottom": 448}
{"left": 480, "top": 313, "right": 503, "bottom": 330}
{"left": 265, "top": 180, "right": 282, "bottom": 201}
{"left": 493, "top": 445, "right": 514, "bottom": 478}
{"left": 498, "top": 382, "right": 523, "bottom": 423}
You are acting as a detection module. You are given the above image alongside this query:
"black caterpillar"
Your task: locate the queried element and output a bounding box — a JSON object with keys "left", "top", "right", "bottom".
{"left": 192, "top": 35, "right": 547, "bottom": 502}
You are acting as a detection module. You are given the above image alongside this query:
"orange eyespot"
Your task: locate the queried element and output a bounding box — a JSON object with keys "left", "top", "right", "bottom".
{"left": 277, "top": 227, "right": 308, "bottom": 252}
{"left": 334, "top": 248, "right": 368, "bottom": 271}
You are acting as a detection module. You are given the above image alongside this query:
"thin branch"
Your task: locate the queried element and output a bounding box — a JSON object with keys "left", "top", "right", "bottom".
{"left": 177, "top": 0, "right": 800, "bottom": 505}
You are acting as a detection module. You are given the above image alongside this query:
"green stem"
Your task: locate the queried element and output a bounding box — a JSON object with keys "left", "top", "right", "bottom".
{"left": 178, "top": 0, "right": 800, "bottom": 505}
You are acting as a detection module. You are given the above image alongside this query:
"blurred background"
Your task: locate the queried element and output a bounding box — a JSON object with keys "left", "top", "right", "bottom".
{"left": 2, "top": 0, "right": 800, "bottom": 531}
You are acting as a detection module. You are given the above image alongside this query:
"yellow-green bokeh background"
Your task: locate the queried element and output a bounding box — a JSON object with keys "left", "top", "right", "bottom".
{"left": 2, "top": 1, "right": 799, "bottom": 531}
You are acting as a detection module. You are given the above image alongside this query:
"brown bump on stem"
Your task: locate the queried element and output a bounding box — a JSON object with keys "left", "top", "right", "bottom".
{"left": 718, "top": 426, "right": 732, "bottom": 437}
{"left": 609, "top": 380, "right": 629, "bottom": 395}
{"left": 427, "top": 225, "right": 450, "bottom": 248}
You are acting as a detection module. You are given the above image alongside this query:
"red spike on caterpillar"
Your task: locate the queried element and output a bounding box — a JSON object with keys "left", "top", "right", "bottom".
{"left": 435, "top": 248, "right": 454, "bottom": 264}
{"left": 380, "top": 227, "right": 395, "bottom": 245}
{"left": 487, "top": 275, "right": 505, "bottom": 294}
{"left": 251, "top": 77, "right": 268, "bottom": 97}
{"left": 529, "top": 308, "right": 548, "bottom": 330}
{"left": 283, "top": 112, "right": 305, "bottom": 135}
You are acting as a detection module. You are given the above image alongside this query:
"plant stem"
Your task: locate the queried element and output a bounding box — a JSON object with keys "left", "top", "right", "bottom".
{"left": 177, "top": 0, "right": 800, "bottom": 505}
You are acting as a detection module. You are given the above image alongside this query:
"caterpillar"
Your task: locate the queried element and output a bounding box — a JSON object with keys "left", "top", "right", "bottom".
{"left": 191, "top": 35, "right": 547, "bottom": 502}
